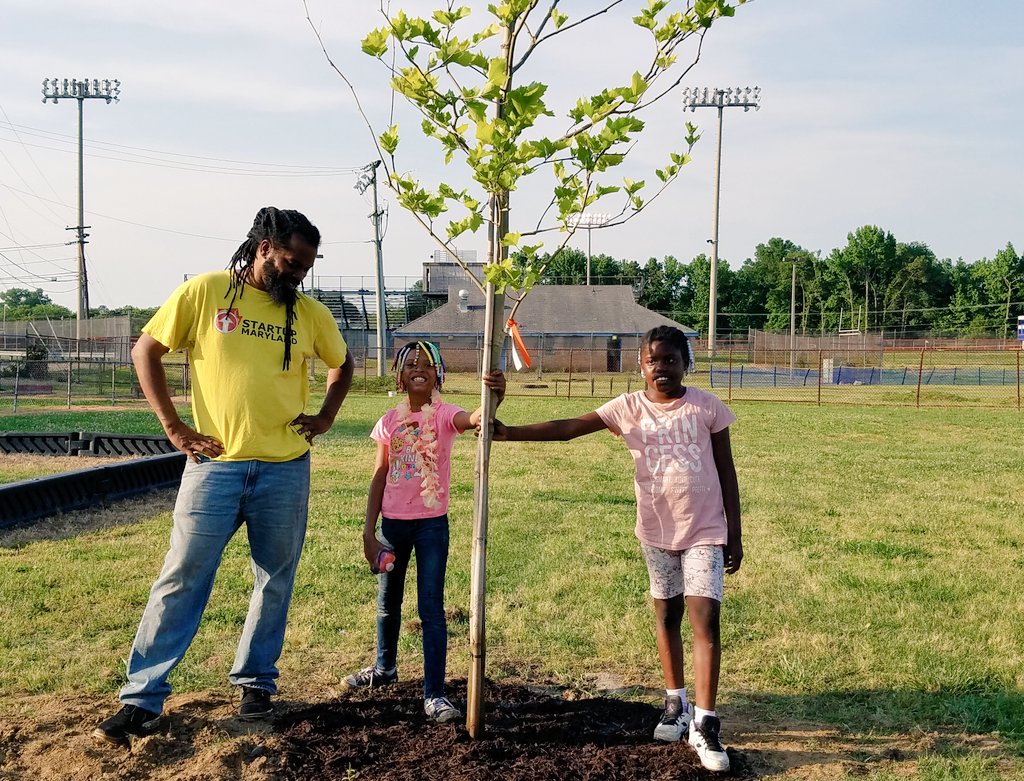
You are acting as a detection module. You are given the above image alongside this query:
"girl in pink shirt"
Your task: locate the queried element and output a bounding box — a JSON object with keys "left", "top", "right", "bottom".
{"left": 344, "top": 341, "right": 504, "bottom": 725}
{"left": 494, "top": 326, "right": 741, "bottom": 772}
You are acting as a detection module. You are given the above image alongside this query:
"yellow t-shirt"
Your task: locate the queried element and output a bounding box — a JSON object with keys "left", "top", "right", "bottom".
{"left": 143, "top": 270, "right": 348, "bottom": 462}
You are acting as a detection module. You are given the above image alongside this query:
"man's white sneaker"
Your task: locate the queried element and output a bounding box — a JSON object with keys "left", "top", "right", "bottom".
{"left": 424, "top": 696, "right": 462, "bottom": 724}
{"left": 688, "top": 715, "right": 730, "bottom": 772}
{"left": 653, "top": 695, "right": 691, "bottom": 742}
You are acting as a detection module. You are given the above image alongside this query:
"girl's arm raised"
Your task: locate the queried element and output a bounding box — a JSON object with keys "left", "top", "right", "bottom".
{"left": 494, "top": 411, "right": 608, "bottom": 442}
{"left": 362, "top": 441, "right": 390, "bottom": 566}
{"left": 711, "top": 427, "right": 743, "bottom": 573}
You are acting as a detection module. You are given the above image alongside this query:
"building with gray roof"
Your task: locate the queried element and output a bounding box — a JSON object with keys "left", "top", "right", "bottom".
{"left": 394, "top": 285, "right": 695, "bottom": 372}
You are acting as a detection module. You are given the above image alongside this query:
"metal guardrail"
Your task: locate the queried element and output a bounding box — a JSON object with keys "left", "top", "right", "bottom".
{"left": 0, "top": 451, "right": 186, "bottom": 528}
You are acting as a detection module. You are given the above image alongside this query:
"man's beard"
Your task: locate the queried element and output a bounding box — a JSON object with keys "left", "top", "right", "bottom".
{"left": 262, "top": 261, "right": 298, "bottom": 306}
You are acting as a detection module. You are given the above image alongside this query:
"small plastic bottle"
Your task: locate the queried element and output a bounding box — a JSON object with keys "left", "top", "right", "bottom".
{"left": 374, "top": 548, "right": 396, "bottom": 574}
{"left": 373, "top": 534, "right": 395, "bottom": 574}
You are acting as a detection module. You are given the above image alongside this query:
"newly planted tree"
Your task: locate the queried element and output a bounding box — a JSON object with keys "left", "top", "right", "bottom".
{"left": 305, "top": 0, "right": 746, "bottom": 736}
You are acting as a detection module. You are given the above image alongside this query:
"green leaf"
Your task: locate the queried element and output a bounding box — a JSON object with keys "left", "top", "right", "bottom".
{"left": 379, "top": 125, "right": 400, "bottom": 155}
{"left": 624, "top": 178, "right": 646, "bottom": 195}
{"left": 630, "top": 71, "right": 648, "bottom": 100}
{"left": 486, "top": 57, "right": 508, "bottom": 89}
{"left": 361, "top": 27, "right": 390, "bottom": 57}
{"left": 475, "top": 120, "right": 494, "bottom": 144}
{"left": 552, "top": 10, "right": 568, "bottom": 28}
{"left": 466, "top": 100, "right": 487, "bottom": 123}
{"left": 501, "top": 232, "right": 521, "bottom": 247}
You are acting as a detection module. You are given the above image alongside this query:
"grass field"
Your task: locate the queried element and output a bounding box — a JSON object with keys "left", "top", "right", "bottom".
{"left": 1, "top": 396, "right": 1022, "bottom": 779}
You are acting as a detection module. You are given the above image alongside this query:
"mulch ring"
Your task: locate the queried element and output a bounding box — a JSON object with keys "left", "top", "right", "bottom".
{"left": 277, "top": 679, "right": 754, "bottom": 780}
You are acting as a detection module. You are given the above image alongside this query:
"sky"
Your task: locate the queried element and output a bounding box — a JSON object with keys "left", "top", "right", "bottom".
{"left": 0, "top": 0, "right": 1022, "bottom": 310}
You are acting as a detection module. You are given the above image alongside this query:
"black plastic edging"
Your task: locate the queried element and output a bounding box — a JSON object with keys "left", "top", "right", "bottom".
{"left": 0, "top": 452, "right": 186, "bottom": 528}
{"left": 0, "top": 432, "right": 78, "bottom": 456}
{"left": 0, "top": 432, "right": 176, "bottom": 457}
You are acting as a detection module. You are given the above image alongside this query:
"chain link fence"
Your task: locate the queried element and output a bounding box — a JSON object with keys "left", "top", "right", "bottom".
{"left": 1, "top": 345, "right": 1021, "bottom": 411}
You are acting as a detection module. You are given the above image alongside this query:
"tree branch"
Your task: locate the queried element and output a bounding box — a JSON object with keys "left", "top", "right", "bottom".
{"left": 512, "top": 1, "right": 625, "bottom": 73}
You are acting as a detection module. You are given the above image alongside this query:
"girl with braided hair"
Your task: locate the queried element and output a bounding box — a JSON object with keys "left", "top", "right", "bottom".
{"left": 344, "top": 341, "right": 504, "bottom": 724}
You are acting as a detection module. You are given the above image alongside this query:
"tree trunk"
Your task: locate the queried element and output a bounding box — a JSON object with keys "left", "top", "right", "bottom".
{"left": 466, "top": 188, "right": 508, "bottom": 739}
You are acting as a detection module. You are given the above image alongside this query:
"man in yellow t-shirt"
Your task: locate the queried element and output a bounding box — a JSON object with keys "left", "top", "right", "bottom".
{"left": 94, "top": 207, "right": 354, "bottom": 746}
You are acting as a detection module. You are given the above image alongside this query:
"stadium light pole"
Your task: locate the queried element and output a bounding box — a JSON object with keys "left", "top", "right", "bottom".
{"left": 787, "top": 254, "right": 799, "bottom": 374}
{"left": 42, "top": 77, "right": 120, "bottom": 343}
{"left": 567, "top": 211, "right": 612, "bottom": 285}
{"left": 355, "top": 161, "right": 386, "bottom": 377}
{"left": 681, "top": 86, "right": 760, "bottom": 357}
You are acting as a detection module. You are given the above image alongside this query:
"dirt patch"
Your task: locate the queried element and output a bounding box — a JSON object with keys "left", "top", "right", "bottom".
{"left": 0, "top": 683, "right": 1014, "bottom": 781}
{"left": 277, "top": 680, "right": 754, "bottom": 780}
{"left": 0, "top": 691, "right": 284, "bottom": 781}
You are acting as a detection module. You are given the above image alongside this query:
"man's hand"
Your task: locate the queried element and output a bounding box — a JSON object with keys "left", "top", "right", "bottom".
{"left": 291, "top": 412, "right": 334, "bottom": 444}
{"left": 166, "top": 420, "right": 224, "bottom": 463}
{"left": 491, "top": 419, "right": 510, "bottom": 441}
{"left": 724, "top": 538, "right": 743, "bottom": 574}
{"left": 483, "top": 369, "right": 506, "bottom": 405}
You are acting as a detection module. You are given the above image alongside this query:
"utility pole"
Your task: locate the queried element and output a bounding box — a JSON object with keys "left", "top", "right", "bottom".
{"left": 355, "top": 161, "right": 386, "bottom": 376}
{"left": 787, "top": 255, "right": 799, "bottom": 374}
{"left": 41, "top": 77, "right": 120, "bottom": 344}
{"left": 681, "top": 86, "right": 760, "bottom": 357}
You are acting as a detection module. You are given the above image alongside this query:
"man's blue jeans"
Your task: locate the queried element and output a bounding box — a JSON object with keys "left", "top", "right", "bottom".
{"left": 376, "top": 515, "right": 450, "bottom": 699}
{"left": 119, "top": 453, "right": 310, "bottom": 714}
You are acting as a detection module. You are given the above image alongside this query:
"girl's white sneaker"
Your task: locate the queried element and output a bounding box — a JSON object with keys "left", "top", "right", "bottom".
{"left": 688, "top": 715, "right": 730, "bottom": 772}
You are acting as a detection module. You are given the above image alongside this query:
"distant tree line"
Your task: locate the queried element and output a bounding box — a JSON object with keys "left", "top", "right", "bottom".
{"left": 4, "top": 225, "right": 1021, "bottom": 340}
{"left": 525, "top": 225, "right": 1023, "bottom": 339}
{"left": 0, "top": 288, "right": 157, "bottom": 336}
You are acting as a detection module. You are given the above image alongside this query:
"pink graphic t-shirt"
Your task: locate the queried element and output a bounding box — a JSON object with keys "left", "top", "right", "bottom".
{"left": 371, "top": 400, "right": 465, "bottom": 519}
{"left": 595, "top": 387, "right": 736, "bottom": 551}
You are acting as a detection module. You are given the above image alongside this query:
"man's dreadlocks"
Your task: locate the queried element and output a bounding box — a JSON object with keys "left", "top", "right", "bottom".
{"left": 225, "top": 207, "right": 321, "bottom": 370}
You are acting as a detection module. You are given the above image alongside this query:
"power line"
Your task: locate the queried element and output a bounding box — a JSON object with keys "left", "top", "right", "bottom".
{"left": 0, "top": 103, "right": 69, "bottom": 224}
{"left": 0, "top": 127, "right": 362, "bottom": 177}
{"left": 0, "top": 119, "right": 364, "bottom": 171}
{"left": 0, "top": 242, "right": 69, "bottom": 252}
{"left": 0, "top": 136, "right": 357, "bottom": 177}
{"left": 0, "top": 183, "right": 371, "bottom": 245}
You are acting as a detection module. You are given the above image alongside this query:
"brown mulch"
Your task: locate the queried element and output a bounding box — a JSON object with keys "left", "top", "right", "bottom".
{"left": 277, "top": 680, "right": 754, "bottom": 780}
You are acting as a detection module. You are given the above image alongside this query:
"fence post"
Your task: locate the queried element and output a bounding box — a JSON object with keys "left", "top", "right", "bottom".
{"left": 567, "top": 349, "right": 574, "bottom": 400}
{"left": 817, "top": 350, "right": 822, "bottom": 406}
{"left": 67, "top": 362, "right": 72, "bottom": 409}
{"left": 363, "top": 346, "right": 369, "bottom": 393}
{"left": 1017, "top": 350, "right": 1020, "bottom": 411}
{"left": 727, "top": 348, "right": 733, "bottom": 403}
{"left": 12, "top": 364, "right": 19, "bottom": 412}
{"left": 590, "top": 377, "right": 594, "bottom": 396}
{"left": 916, "top": 349, "right": 925, "bottom": 409}
{"left": 111, "top": 363, "right": 117, "bottom": 405}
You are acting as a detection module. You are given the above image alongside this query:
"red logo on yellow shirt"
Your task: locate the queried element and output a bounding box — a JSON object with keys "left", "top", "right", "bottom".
{"left": 214, "top": 308, "right": 240, "bottom": 334}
